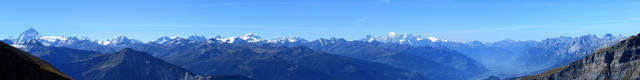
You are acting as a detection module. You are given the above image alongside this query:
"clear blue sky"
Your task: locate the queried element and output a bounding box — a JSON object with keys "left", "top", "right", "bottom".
{"left": 1, "top": 0, "right": 640, "bottom": 42}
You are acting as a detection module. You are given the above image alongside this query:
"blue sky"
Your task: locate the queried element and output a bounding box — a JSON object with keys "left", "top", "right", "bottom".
{"left": 1, "top": 0, "right": 640, "bottom": 42}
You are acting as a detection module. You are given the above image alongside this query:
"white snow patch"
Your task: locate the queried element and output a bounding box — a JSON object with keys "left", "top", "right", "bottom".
{"left": 170, "top": 36, "right": 180, "bottom": 39}
{"left": 11, "top": 44, "right": 26, "bottom": 49}
{"left": 218, "top": 37, "right": 237, "bottom": 43}
{"left": 427, "top": 37, "right": 438, "bottom": 42}
{"left": 388, "top": 32, "right": 397, "bottom": 37}
{"left": 98, "top": 41, "right": 111, "bottom": 45}
{"left": 39, "top": 36, "right": 69, "bottom": 42}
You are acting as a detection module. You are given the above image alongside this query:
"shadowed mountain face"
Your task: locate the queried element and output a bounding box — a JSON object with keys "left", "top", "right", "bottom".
{"left": 0, "top": 41, "right": 72, "bottom": 80}
{"left": 521, "top": 34, "right": 640, "bottom": 80}
{"left": 150, "top": 43, "right": 425, "bottom": 80}
{"left": 17, "top": 40, "right": 250, "bottom": 80}
{"left": 82, "top": 48, "right": 210, "bottom": 80}
{"left": 270, "top": 39, "right": 486, "bottom": 80}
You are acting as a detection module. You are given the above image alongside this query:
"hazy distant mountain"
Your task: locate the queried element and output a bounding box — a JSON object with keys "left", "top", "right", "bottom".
{"left": 514, "top": 34, "right": 625, "bottom": 73}
{"left": 521, "top": 33, "right": 640, "bottom": 80}
{"left": 187, "top": 35, "right": 208, "bottom": 42}
{"left": 360, "top": 32, "right": 626, "bottom": 78}
{"left": 16, "top": 40, "right": 249, "bottom": 80}
{"left": 0, "top": 41, "right": 72, "bottom": 80}
{"left": 271, "top": 38, "right": 486, "bottom": 80}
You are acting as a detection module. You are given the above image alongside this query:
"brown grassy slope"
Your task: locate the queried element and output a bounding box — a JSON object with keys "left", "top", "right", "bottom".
{"left": 0, "top": 41, "right": 72, "bottom": 80}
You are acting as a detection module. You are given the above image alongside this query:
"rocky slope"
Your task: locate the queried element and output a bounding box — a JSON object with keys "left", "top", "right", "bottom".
{"left": 0, "top": 41, "right": 72, "bottom": 80}
{"left": 521, "top": 33, "right": 640, "bottom": 80}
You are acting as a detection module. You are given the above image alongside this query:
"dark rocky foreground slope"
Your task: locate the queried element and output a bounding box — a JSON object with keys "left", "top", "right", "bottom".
{"left": 0, "top": 41, "right": 72, "bottom": 80}
{"left": 521, "top": 34, "right": 640, "bottom": 80}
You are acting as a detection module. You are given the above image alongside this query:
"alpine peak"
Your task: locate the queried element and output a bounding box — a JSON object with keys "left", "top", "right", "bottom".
{"left": 17, "top": 28, "right": 42, "bottom": 42}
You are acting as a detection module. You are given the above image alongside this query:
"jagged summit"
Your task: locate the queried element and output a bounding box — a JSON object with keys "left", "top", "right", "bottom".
{"left": 152, "top": 36, "right": 188, "bottom": 44}
{"left": 11, "top": 28, "right": 90, "bottom": 46}
{"left": 267, "top": 37, "right": 307, "bottom": 43}
{"left": 364, "top": 32, "right": 446, "bottom": 44}
{"left": 240, "top": 33, "right": 262, "bottom": 42}
{"left": 98, "top": 36, "right": 143, "bottom": 45}
{"left": 521, "top": 33, "right": 640, "bottom": 80}
{"left": 153, "top": 36, "right": 172, "bottom": 44}
{"left": 615, "top": 33, "right": 640, "bottom": 48}
{"left": 17, "top": 28, "right": 41, "bottom": 42}
{"left": 213, "top": 33, "right": 264, "bottom": 43}
{"left": 387, "top": 32, "right": 398, "bottom": 37}
{"left": 8, "top": 28, "right": 445, "bottom": 46}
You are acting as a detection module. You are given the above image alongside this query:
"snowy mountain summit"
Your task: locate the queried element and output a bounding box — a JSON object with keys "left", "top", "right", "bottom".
{"left": 364, "top": 32, "right": 447, "bottom": 44}
{"left": 17, "top": 28, "right": 41, "bottom": 42}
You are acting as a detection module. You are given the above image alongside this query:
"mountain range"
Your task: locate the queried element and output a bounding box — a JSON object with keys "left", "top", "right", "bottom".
{"left": 13, "top": 39, "right": 250, "bottom": 80}
{"left": 266, "top": 38, "right": 486, "bottom": 80}
{"left": 3, "top": 28, "right": 481, "bottom": 79}
{"left": 359, "top": 32, "right": 626, "bottom": 78}
{"left": 1, "top": 28, "right": 633, "bottom": 80}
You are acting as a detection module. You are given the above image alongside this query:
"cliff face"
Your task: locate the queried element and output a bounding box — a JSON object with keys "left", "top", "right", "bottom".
{"left": 0, "top": 41, "right": 72, "bottom": 80}
{"left": 521, "top": 34, "right": 640, "bottom": 80}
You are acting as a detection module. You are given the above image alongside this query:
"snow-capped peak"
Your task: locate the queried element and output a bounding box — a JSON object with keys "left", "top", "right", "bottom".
{"left": 388, "top": 32, "right": 397, "bottom": 37}
{"left": 152, "top": 36, "right": 196, "bottom": 44}
{"left": 213, "top": 33, "right": 264, "bottom": 43}
{"left": 267, "top": 37, "right": 306, "bottom": 43}
{"left": 153, "top": 36, "right": 172, "bottom": 44}
{"left": 426, "top": 37, "right": 438, "bottom": 42}
{"left": 365, "top": 32, "right": 447, "bottom": 44}
{"left": 99, "top": 36, "right": 142, "bottom": 45}
{"left": 240, "top": 33, "right": 262, "bottom": 42}
{"left": 365, "top": 35, "right": 375, "bottom": 42}
{"left": 169, "top": 36, "right": 180, "bottom": 39}
{"left": 98, "top": 40, "right": 111, "bottom": 45}
{"left": 241, "top": 33, "right": 261, "bottom": 40}
{"left": 17, "top": 28, "right": 41, "bottom": 42}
